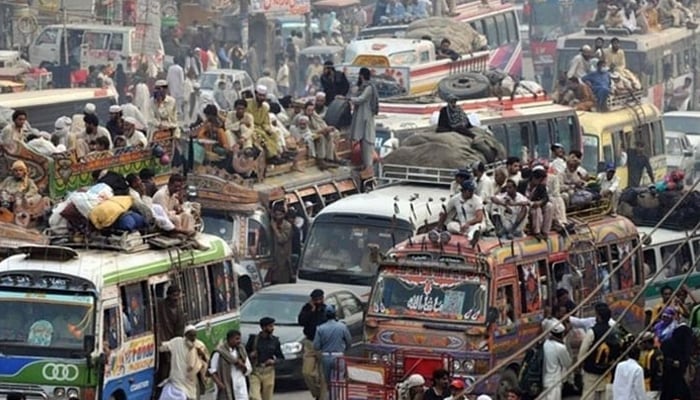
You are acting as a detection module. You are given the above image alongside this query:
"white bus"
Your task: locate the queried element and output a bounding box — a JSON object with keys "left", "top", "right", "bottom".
{"left": 0, "top": 233, "right": 239, "bottom": 400}
{"left": 297, "top": 165, "right": 452, "bottom": 294}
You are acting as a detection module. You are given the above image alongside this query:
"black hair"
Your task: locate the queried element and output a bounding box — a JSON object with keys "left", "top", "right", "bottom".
{"left": 11, "top": 110, "right": 27, "bottom": 122}
{"left": 234, "top": 99, "right": 248, "bottom": 108}
{"left": 139, "top": 168, "right": 155, "bottom": 180}
{"left": 125, "top": 173, "right": 140, "bottom": 186}
{"left": 661, "top": 285, "right": 673, "bottom": 294}
{"left": 506, "top": 156, "right": 520, "bottom": 166}
{"left": 359, "top": 67, "right": 371, "bottom": 81}
{"left": 226, "top": 329, "right": 241, "bottom": 340}
{"left": 569, "top": 150, "right": 583, "bottom": 159}
{"left": 168, "top": 173, "right": 185, "bottom": 185}
{"left": 84, "top": 113, "right": 99, "bottom": 126}
{"left": 95, "top": 136, "right": 110, "bottom": 149}
{"left": 432, "top": 368, "right": 449, "bottom": 381}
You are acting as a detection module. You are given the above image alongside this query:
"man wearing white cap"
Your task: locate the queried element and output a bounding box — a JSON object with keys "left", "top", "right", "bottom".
{"left": 226, "top": 99, "right": 255, "bottom": 150}
{"left": 167, "top": 57, "right": 186, "bottom": 120}
{"left": 52, "top": 116, "right": 73, "bottom": 148}
{"left": 123, "top": 117, "right": 148, "bottom": 148}
{"left": 120, "top": 94, "right": 149, "bottom": 132}
{"left": 106, "top": 105, "right": 123, "bottom": 139}
{"left": 158, "top": 325, "right": 209, "bottom": 400}
{"left": 149, "top": 80, "right": 180, "bottom": 138}
{"left": 257, "top": 69, "right": 279, "bottom": 98}
{"left": 567, "top": 45, "right": 593, "bottom": 81}
{"left": 247, "top": 85, "right": 283, "bottom": 163}
{"left": 302, "top": 100, "right": 339, "bottom": 168}
{"left": 542, "top": 322, "right": 571, "bottom": 400}
{"left": 314, "top": 92, "right": 327, "bottom": 118}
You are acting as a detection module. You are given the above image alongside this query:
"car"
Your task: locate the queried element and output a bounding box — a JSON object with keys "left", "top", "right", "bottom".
{"left": 198, "top": 69, "right": 254, "bottom": 101}
{"left": 663, "top": 111, "right": 700, "bottom": 172}
{"left": 238, "top": 283, "right": 365, "bottom": 382}
{"left": 665, "top": 130, "right": 697, "bottom": 184}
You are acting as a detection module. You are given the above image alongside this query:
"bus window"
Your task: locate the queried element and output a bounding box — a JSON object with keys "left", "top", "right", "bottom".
{"left": 495, "top": 14, "right": 510, "bottom": 45}
{"left": 104, "top": 307, "right": 122, "bottom": 350}
{"left": 643, "top": 248, "right": 657, "bottom": 276}
{"left": 552, "top": 261, "right": 574, "bottom": 297}
{"left": 650, "top": 121, "right": 665, "bottom": 156}
{"left": 611, "top": 243, "right": 635, "bottom": 289}
{"left": 661, "top": 243, "right": 691, "bottom": 277}
{"left": 518, "top": 262, "right": 542, "bottom": 313}
{"left": 504, "top": 11, "right": 519, "bottom": 41}
{"left": 483, "top": 17, "right": 499, "bottom": 47}
{"left": 582, "top": 135, "right": 599, "bottom": 173}
{"left": 533, "top": 119, "right": 550, "bottom": 159}
{"left": 182, "top": 267, "right": 210, "bottom": 321}
{"left": 109, "top": 33, "right": 124, "bottom": 51}
{"left": 505, "top": 123, "right": 525, "bottom": 156}
{"left": 612, "top": 130, "right": 627, "bottom": 166}
{"left": 597, "top": 246, "right": 616, "bottom": 294}
{"left": 491, "top": 124, "right": 507, "bottom": 149}
{"left": 121, "top": 282, "right": 151, "bottom": 336}
{"left": 553, "top": 116, "right": 575, "bottom": 151}
{"left": 469, "top": 21, "right": 484, "bottom": 36}
{"left": 247, "top": 219, "right": 270, "bottom": 258}
{"left": 209, "top": 262, "right": 236, "bottom": 314}
{"left": 496, "top": 284, "right": 515, "bottom": 326}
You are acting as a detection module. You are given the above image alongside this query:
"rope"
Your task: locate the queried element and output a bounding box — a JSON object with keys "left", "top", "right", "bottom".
{"left": 465, "top": 177, "right": 700, "bottom": 393}
{"left": 534, "top": 210, "right": 700, "bottom": 399}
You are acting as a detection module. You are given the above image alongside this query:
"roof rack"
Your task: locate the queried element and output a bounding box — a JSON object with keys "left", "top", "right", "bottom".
{"left": 45, "top": 230, "right": 202, "bottom": 253}
{"left": 582, "top": 27, "right": 637, "bottom": 36}
{"left": 379, "top": 161, "right": 505, "bottom": 186}
{"left": 606, "top": 90, "right": 645, "bottom": 111}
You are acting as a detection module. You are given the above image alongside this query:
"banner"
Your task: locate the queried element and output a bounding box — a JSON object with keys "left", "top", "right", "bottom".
{"left": 250, "top": 0, "right": 311, "bottom": 15}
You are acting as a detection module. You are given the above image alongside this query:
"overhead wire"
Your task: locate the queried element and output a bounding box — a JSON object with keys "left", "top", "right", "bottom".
{"left": 465, "top": 176, "right": 700, "bottom": 394}
{"left": 535, "top": 214, "right": 700, "bottom": 400}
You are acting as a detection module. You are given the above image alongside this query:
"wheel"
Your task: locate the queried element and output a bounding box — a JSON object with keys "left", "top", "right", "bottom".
{"left": 496, "top": 368, "right": 520, "bottom": 400}
{"left": 438, "top": 72, "right": 491, "bottom": 101}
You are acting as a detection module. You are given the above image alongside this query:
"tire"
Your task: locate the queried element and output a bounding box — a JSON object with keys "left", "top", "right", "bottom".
{"left": 496, "top": 368, "right": 520, "bottom": 400}
{"left": 438, "top": 72, "right": 491, "bottom": 101}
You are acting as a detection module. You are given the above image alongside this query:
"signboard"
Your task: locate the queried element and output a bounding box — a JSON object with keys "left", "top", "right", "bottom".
{"left": 340, "top": 64, "right": 411, "bottom": 98}
{"left": 134, "top": 0, "right": 162, "bottom": 56}
{"left": 250, "top": 0, "right": 311, "bottom": 15}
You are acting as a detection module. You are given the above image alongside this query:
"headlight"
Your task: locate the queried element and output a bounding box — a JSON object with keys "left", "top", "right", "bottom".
{"left": 370, "top": 353, "right": 380, "bottom": 362}
{"left": 452, "top": 360, "right": 462, "bottom": 371}
{"left": 67, "top": 388, "right": 79, "bottom": 399}
{"left": 54, "top": 387, "right": 66, "bottom": 397}
{"left": 281, "top": 341, "right": 303, "bottom": 354}
{"left": 381, "top": 354, "right": 390, "bottom": 362}
{"left": 462, "top": 360, "right": 475, "bottom": 373}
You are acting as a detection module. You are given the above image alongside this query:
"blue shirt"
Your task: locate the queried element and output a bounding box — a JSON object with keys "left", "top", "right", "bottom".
{"left": 313, "top": 319, "right": 352, "bottom": 353}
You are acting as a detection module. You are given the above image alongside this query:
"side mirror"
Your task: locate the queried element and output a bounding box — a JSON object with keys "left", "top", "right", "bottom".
{"left": 486, "top": 307, "right": 499, "bottom": 325}
{"left": 84, "top": 334, "right": 95, "bottom": 354}
{"left": 684, "top": 149, "right": 694, "bottom": 157}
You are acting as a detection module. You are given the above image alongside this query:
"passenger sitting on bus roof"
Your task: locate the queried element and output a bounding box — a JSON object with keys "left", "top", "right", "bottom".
{"left": 567, "top": 45, "right": 593, "bottom": 81}
{"left": 439, "top": 180, "right": 485, "bottom": 246}
{"left": 152, "top": 174, "right": 196, "bottom": 235}
{"left": 0, "top": 109, "right": 29, "bottom": 145}
{"left": 506, "top": 156, "right": 522, "bottom": 186}
{"left": 122, "top": 117, "right": 148, "bottom": 149}
{"left": 604, "top": 4, "right": 626, "bottom": 28}
{"left": 524, "top": 166, "right": 552, "bottom": 241}
{"left": 194, "top": 104, "right": 232, "bottom": 165}
{"left": 248, "top": 85, "right": 284, "bottom": 164}
{"left": 569, "top": 150, "right": 589, "bottom": 180}
{"left": 107, "top": 105, "right": 124, "bottom": 140}
{"left": 87, "top": 136, "right": 112, "bottom": 157}
{"left": 587, "top": 1, "right": 609, "bottom": 27}
{"left": 436, "top": 38, "right": 460, "bottom": 61}
{"left": 490, "top": 179, "right": 528, "bottom": 239}
{"left": 450, "top": 169, "right": 472, "bottom": 195}
{"left": 77, "top": 113, "right": 113, "bottom": 159}
{"left": 472, "top": 161, "right": 496, "bottom": 202}
{"left": 666, "top": 77, "right": 693, "bottom": 111}
{"left": 437, "top": 95, "right": 476, "bottom": 137}
{"left": 593, "top": 37, "right": 605, "bottom": 62}
{"left": 562, "top": 155, "right": 587, "bottom": 195}
{"left": 303, "top": 101, "right": 340, "bottom": 168}
{"left": 627, "top": 141, "right": 655, "bottom": 187}
{"left": 597, "top": 163, "right": 620, "bottom": 215}
{"left": 226, "top": 99, "right": 256, "bottom": 150}
{"left": 556, "top": 77, "right": 595, "bottom": 111}
{"left": 610, "top": 71, "right": 635, "bottom": 95}
{"left": 658, "top": 0, "right": 693, "bottom": 27}
{"left": 314, "top": 92, "right": 328, "bottom": 118}
{"left": 604, "top": 38, "right": 626, "bottom": 71}
{"left": 0, "top": 160, "right": 40, "bottom": 210}
{"left": 582, "top": 60, "right": 612, "bottom": 111}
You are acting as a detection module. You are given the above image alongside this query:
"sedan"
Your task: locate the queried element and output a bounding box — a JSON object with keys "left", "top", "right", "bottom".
{"left": 239, "top": 283, "right": 366, "bottom": 382}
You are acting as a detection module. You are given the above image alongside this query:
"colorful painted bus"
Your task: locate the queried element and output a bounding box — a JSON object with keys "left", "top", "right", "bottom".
{"left": 0, "top": 234, "right": 237, "bottom": 400}
{"left": 554, "top": 26, "right": 700, "bottom": 112}
{"left": 362, "top": 213, "right": 645, "bottom": 397}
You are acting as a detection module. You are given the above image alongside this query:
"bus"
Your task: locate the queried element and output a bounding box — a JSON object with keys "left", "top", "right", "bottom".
{"left": 577, "top": 102, "right": 667, "bottom": 188}
{"left": 0, "top": 234, "right": 238, "bottom": 400}
{"left": 297, "top": 169, "right": 452, "bottom": 292}
{"left": 0, "top": 88, "right": 116, "bottom": 132}
{"left": 359, "top": 0, "right": 523, "bottom": 77}
{"left": 528, "top": 0, "right": 596, "bottom": 89}
{"left": 554, "top": 26, "right": 700, "bottom": 112}
{"left": 361, "top": 213, "right": 644, "bottom": 397}
{"left": 639, "top": 226, "right": 700, "bottom": 309}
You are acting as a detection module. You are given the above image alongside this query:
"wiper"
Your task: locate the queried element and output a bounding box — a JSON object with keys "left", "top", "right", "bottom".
{"left": 0, "top": 339, "right": 24, "bottom": 343}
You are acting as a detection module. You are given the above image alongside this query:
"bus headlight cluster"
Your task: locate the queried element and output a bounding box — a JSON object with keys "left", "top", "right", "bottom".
{"left": 370, "top": 353, "right": 391, "bottom": 363}
{"left": 53, "top": 387, "right": 79, "bottom": 398}
{"left": 452, "top": 359, "right": 475, "bottom": 373}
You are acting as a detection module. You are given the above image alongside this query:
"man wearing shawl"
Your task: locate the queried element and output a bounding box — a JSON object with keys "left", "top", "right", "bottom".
{"left": 247, "top": 85, "right": 283, "bottom": 164}
{"left": 582, "top": 60, "right": 611, "bottom": 111}
{"left": 0, "top": 160, "right": 41, "bottom": 210}
{"left": 155, "top": 285, "right": 186, "bottom": 387}
{"left": 653, "top": 307, "right": 679, "bottom": 343}
{"left": 159, "top": 325, "right": 209, "bottom": 400}
{"left": 436, "top": 95, "right": 476, "bottom": 137}
{"left": 210, "top": 329, "right": 252, "bottom": 400}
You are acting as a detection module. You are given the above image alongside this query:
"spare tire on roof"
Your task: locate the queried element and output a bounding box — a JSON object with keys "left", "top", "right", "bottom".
{"left": 438, "top": 72, "right": 491, "bottom": 101}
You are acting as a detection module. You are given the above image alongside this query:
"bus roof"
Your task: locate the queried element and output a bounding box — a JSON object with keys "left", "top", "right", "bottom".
{"left": 316, "top": 183, "right": 451, "bottom": 224}
{"left": 0, "top": 88, "right": 113, "bottom": 109}
{"left": 556, "top": 26, "right": 694, "bottom": 52}
{"left": 637, "top": 226, "right": 693, "bottom": 247}
{"left": 43, "top": 24, "right": 136, "bottom": 32}
{"left": 454, "top": 0, "right": 514, "bottom": 21}
{"left": 0, "top": 233, "right": 231, "bottom": 288}
{"left": 388, "top": 215, "right": 638, "bottom": 265}
{"left": 577, "top": 103, "right": 661, "bottom": 133}
{"left": 346, "top": 38, "right": 432, "bottom": 57}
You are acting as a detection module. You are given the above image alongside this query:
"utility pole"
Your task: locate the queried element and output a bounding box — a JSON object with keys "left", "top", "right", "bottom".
{"left": 62, "top": 0, "right": 68, "bottom": 65}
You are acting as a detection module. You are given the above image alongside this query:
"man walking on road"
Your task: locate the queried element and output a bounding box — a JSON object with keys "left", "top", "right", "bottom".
{"left": 158, "top": 325, "right": 209, "bottom": 400}
{"left": 247, "top": 317, "right": 285, "bottom": 400}
{"left": 543, "top": 322, "right": 572, "bottom": 400}
{"left": 612, "top": 338, "right": 646, "bottom": 400}
{"left": 314, "top": 305, "right": 352, "bottom": 400}
{"left": 298, "top": 289, "right": 328, "bottom": 400}
{"left": 209, "top": 329, "right": 252, "bottom": 400}
{"left": 579, "top": 304, "right": 615, "bottom": 400}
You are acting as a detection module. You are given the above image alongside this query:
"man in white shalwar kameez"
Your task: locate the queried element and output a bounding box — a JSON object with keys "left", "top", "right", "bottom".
{"left": 159, "top": 325, "right": 209, "bottom": 400}
{"left": 209, "top": 329, "right": 252, "bottom": 400}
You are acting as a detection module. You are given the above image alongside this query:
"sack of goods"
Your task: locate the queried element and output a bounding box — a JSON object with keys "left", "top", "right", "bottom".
{"left": 404, "top": 17, "right": 488, "bottom": 54}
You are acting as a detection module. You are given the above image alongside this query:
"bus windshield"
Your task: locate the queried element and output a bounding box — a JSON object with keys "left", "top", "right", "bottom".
{"left": 299, "top": 220, "right": 413, "bottom": 285}
{"left": 0, "top": 290, "right": 94, "bottom": 350}
{"left": 369, "top": 271, "right": 489, "bottom": 323}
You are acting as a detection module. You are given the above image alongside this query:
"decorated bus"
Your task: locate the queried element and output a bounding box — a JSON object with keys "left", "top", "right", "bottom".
{"left": 0, "top": 233, "right": 237, "bottom": 400}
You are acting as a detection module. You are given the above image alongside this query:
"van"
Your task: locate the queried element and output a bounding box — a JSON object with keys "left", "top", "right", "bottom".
{"left": 29, "top": 24, "right": 164, "bottom": 72}
{"left": 198, "top": 69, "right": 254, "bottom": 100}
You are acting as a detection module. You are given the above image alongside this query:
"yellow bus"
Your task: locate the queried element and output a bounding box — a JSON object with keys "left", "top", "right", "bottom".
{"left": 578, "top": 102, "right": 666, "bottom": 189}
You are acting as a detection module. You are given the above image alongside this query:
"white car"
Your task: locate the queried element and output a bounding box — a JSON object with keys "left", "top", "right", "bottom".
{"left": 198, "top": 69, "right": 254, "bottom": 103}
{"left": 663, "top": 111, "right": 700, "bottom": 177}
{"left": 665, "top": 130, "right": 696, "bottom": 184}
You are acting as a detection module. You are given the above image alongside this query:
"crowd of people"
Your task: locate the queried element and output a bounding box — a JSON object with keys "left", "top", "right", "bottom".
{"left": 587, "top": 0, "right": 696, "bottom": 32}
{"left": 438, "top": 142, "right": 628, "bottom": 246}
